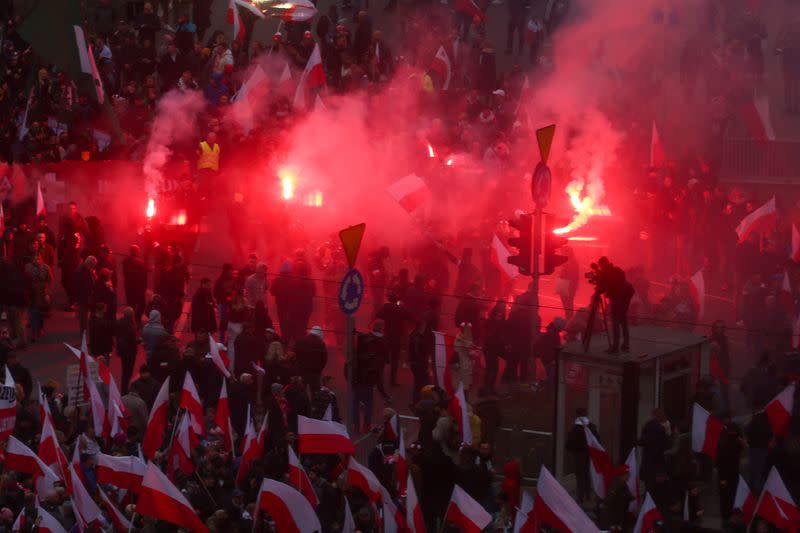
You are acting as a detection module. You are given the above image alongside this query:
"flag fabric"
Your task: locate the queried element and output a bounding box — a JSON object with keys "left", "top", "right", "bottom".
{"left": 69, "top": 463, "right": 103, "bottom": 529}
{"left": 104, "top": 377, "right": 129, "bottom": 442}
{"left": 231, "top": 66, "right": 269, "bottom": 137}
{"left": 625, "top": 448, "right": 640, "bottom": 513}
{"left": 741, "top": 94, "right": 776, "bottom": 142}
{"left": 314, "top": 93, "right": 328, "bottom": 111}
{"left": 236, "top": 410, "right": 267, "bottom": 487}
{"left": 36, "top": 181, "right": 46, "bottom": 216}
{"left": 512, "top": 491, "right": 534, "bottom": 533}
{"left": 6, "top": 436, "right": 60, "bottom": 494}
{"left": 38, "top": 412, "right": 69, "bottom": 481}
{"left": 386, "top": 174, "right": 431, "bottom": 213}
{"left": 227, "top": 0, "right": 264, "bottom": 42}
{"left": 79, "top": 351, "right": 105, "bottom": 436}
{"left": 454, "top": 0, "right": 485, "bottom": 20}
{"left": 444, "top": 485, "right": 492, "bottom": 533}
{"left": 396, "top": 429, "right": 408, "bottom": 496}
{"left": 0, "top": 366, "right": 16, "bottom": 440}
{"left": 322, "top": 403, "right": 333, "bottom": 421}
{"left": 96, "top": 453, "right": 146, "bottom": 493}
{"left": 138, "top": 461, "right": 209, "bottom": 533}
{"left": 16, "top": 504, "right": 67, "bottom": 533}
{"left": 98, "top": 486, "right": 132, "bottom": 532}
{"left": 433, "top": 330, "right": 454, "bottom": 394}
{"left": 585, "top": 426, "right": 614, "bottom": 499}
{"left": 343, "top": 499, "right": 356, "bottom": 533}
{"left": 346, "top": 457, "right": 385, "bottom": 502}
{"left": 288, "top": 446, "right": 318, "bottom": 507}
{"left": 255, "top": 478, "right": 322, "bottom": 533}
{"left": 736, "top": 196, "right": 777, "bottom": 243}
{"left": 447, "top": 382, "right": 473, "bottom": 445}
{"left": 143, "top": 377, "right": 171, "bottom": 459}
{"left": 179, "top": 372, "right": 205, "bottom": 436}
{"left": 277, "top": 61, "right": 293, "bottom": 91}
{"left": 734, "top": 475, "right": 756, "bottom": 524}
{"left": 682, "top": 491, "right": 690, "bottom": 521}
{"left": 430, "top": 46, "right": 452, "bottom": 90}
{"left": 406, "top": 473, "right": 425, "bottom": 533}
{"left": 691, "top": 403, "right": 724, "bottom": 459}
{"left": 297, "top": 415, "right": 355, "bottom": 455}
{"left": 650, "top": 120, "right": 666, "bottom": 168}
{"left": 293, "top": 43, "right": 326, "bottom": 109}
{"left": 382, "top": 498, "right": 409, "bottom": 533}
{"left": 167, "top": 413, "right": 196, "bottom": 478}
{"left": 689, "top": 269, "right": 705, "bottom": 320}
{"left": 752, "top": 466, "right": 800, "bottom": 531}
{"left": 490, "top": 234, "right": 519, "bottom": 281}
{"left": 383, "top": 414, "right": 399, "bottom": 441}
{"left": 633, "top": 493, "right": 663, "bottom": 533}
{"left": 87, "top": 44, "right": 105, "bottom": 103}
{"left": 215, "top": 380, "right": 235, "bottom": 453}
{"left": 765, "top": 384, "right": 795, "bottom": 437}
{"left": 531, "top": 466, "right": 600, "bottom": 532}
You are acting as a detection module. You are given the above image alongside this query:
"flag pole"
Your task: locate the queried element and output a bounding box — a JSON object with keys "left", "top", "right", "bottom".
{"left": 164, "top": 408, "right": 185, "bottom": 466}
{"left": 193, "top": 470, "right": 218, "bottom": 507}
{"left": 127, "top": 512, "right": 137, "bottom": 533}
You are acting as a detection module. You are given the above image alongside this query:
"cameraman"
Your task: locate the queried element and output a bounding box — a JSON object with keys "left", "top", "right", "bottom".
{"left": 595, "top": 257, "right": 635, "bottom": 354}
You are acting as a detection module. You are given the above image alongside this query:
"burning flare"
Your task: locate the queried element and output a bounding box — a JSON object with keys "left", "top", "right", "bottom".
{"left": 278, "top": 167, "right": 296, "bottom": 200}
{"left": 146, "top": 198, "right": 156, "bottom": 218}
{"left": 553, "top": 181, "right": 611, "bottom": 235}
{"left": 427, "top": 143, "right": 435, "bottom": 158}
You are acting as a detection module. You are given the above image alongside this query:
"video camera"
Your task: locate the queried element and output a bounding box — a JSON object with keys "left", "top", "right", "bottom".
{"left": 585, "top": 262, "right": 601, "bottom": 286}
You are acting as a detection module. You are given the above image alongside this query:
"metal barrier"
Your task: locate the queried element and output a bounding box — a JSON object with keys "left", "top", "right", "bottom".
{"left": 720, "top": 138, "right": 800, "bottom": 183}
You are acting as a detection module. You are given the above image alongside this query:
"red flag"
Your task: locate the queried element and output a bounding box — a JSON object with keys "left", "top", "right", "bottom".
{"left": 179, "top": 372, "right": 205, "bottom": 436}
{"left": 68, "top": 463, "right": 103, "bottom": 529}
{"left": 297, "top": 415, "right": 354, "bottom": 455}
{"left": 167, "top": 412, "right": 196, "bottom": 478}
{"left": 288, "top": 446, "right": 318, "bottom": 507}
{"left": 96, "top": 453, "right": 146, "bottom": 493}
{"left": 531, "top": 466, "right": 600, "bottom": 532}
{"left": 255, "top": 478, "right": 321, "bottom": 533}
{"left": 208, "top": 334, "right": 232, "bottom": 377}
{"left": 433, "top": 331, "right": 454, "bottom": 394}
{"left": 142, "top": 377, "right": 171, "bottom": 459}
{"left": 650, "top": 121, "right": 666, "bottom": 168}
{"left": 382, "top": 497, "right": 409, "bottom": 533}
{"left": 14, "top": 505, "right": 67, "bottom": 533}
{"left": 79, "top": 351, "right": 105, "bottom": 436}
{"left": 236, "top": 408, "right": 267, "bottom": 487}
{"left": 383, "top": 414, "right": 399, "bottom": 441}
{"left": 691, "top": 403, "right": 724, "bottom": 459}
{"left": 430, "top": 46, "right": 452, "bottom": 90}
{"left": 215, "top": 380, "right": 235, "bottom": 453}
{"left": 633, "top": 493, "right": 663, "bottom": 533}
{"left": 444, "top": 485, "right": 492, "bottom": 533}
{"left": 386, "top": 174, "right": 431, "bottom": 213}
{"left": 584, "top": 426, "right": 614, "bottom": 499}
{"left": 227, "top": 0, "right": 263, "bottom": 42}
{"left": 752, "top": 467, "right": 800, "bottom": 532}
{"left": 137, "top": 461, "right": 209, "bottom": 533}
{"left": 741, "top": 94, "right": 775, "bottom": 142}
{"left": 689, "top": 269, "right": 705, "bottom": 320}
{"left": 735, "top": 196, "right": 776, "bottom": 243}
{"left": 6, "top": 436, "right": 60, "bottom": 494}
{"left": 406, "top": 473, "right": 425, "bottom": 533}
{"left": 512, "top": 491, "right": 534, "bottom": 533}
{"left": 734, "top": 475, "right": 756, "bottom": 524}
{"left": 625, "top": 449, "right": 641, "bottom": 514}
{"left": 447, "top": 382, "right": 473, "bottom": 445}
{"left": 346, "top": 457, "right": 385, "bottom": 502}
{"left": 105, "top": 377, "right": 129, "bottom": 442}
{"left": 293, "top": 43, "right": 326, "bottom": 109}
{"left": 38, "top": 411, "right": 69, "bottom": 481}
{"left": 98, "top": 486, "right": 132, "bottom": 532}
{"left": 0, "top": 366, "right": 16, "bottom": 441}
{"left": 454, "top": 0, "right": 485, "bottom": 20}
{"left": 764, "top": 384, "right": 795, "bottom": 437}
{"left": 36, "top": 181, "right": 45, "bottom": 216}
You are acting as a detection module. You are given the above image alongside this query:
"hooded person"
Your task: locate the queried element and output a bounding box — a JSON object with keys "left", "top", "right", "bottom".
{"left": 294, "top": 326, "right": 328, "bottom": 393}
{"left": 270, "top": 260, "right": 293, "bottom": 341}
{"left": 141, "top": 309, "right": 167, "bottom": 362}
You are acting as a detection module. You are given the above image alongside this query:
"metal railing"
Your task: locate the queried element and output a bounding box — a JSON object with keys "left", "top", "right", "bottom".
{"left": 720, "top": 138, "right": 800, "bottom": 183}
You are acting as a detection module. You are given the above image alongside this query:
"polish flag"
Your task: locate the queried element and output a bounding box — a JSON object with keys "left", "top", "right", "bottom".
{"left": 741, "top": 94, "right": 776, "bottom": 142}
{"left": 512, "top": 491, "right": 534, "bottom": 533}
{"left": 288, "top": 446, "right": 318, "bottom": 507}
{"left": 69, "top": 438, "right": 84, "bottom": 492}
{"left": 625, "top": 449, "right": 641, "bottom": 513}
{"left": 179, "top": 372, "right": 205, "bottom": 436}
{"left": 585, "top": 426, "right": 614, "bottom": 499}
{"left": 650, "top": 121, "right": 666, "bottom": 168}
{"left": 689, "top": 269, "right": 705, "bottom": 320}
{"left": 752, "top": 466, "right": 800, "bottom": 531}
{"left": 215, "top": 380, "right": 235, "bottom": 453}
{"left": 69, "top": 463, "right": 103, "bottom": 529}
{"left": 691, "top": 403, "right": 724, "bottom": 459}
{"left": 343, "top": 499, "right": 356, "bottom": 533}
{"left": 792, "top": 224, "right": 800, "bottom": 262}
{"left": 322, "top": 403, "right": 333, "bottom": 421}
{"left": 632, "top": 493, "right": 663, "bottom": 533}
{"left": 734, "top": 475, "right": 756, "bottom": 524}
{"left": 490, "top": 234, "right": 519, "bottom": 281}
{"left": 444, "top": 485, "right": 492, "bottom": 533}
{"left": 227, "top": 0, "right": 264, "bottom": 42}
{"left": 382, "top": 498, "right": 409, "bottom": 533}
{"left": 531, "top": 466, "right": 600, "bottom": 533}
{"left": 448, "top": 382, "right": 473, "bottom": 445}
{"left": 96, "top": 453, "right": 146, "bottom": 493}
{"left": 98, "top": 486, "right": 132, "bottom": 532}
{"left": 0, "top": 366, "right": 16, "bottom": 440}
{"left": 255, "top": 478, "right": 321, "bottom": 533}
{"left": 137, "top": 461, "right": 209, "bottom": 533}
{"left": 142, "top": 377, "right": 171, "bottom": 459}
{"left": 764, "top": 384, "right": 795, "bottom": 437}
{"left": 277, "top": 61, "right": 293, "bottom": 92}
{"left": 5, "top": 436, "right": 60, "bottom": 494}
{"left": 275, "top": 0, "right": 317, "bottom": 22}
{"left": 168, "top": 413, "right": 196, "bottom": 478}
{"left": 736, "top": 196, "right": 776, "bottom": 244}
{"left": 293, "top": 43, "right": 326, "bottom": 110}
{"left": 231, "top": 66, "right": 269, "bottom": 135}
{"left": 454, "top": 0, "right": 485, "bottom": 18}
{"left": 36, "top": 181, "right": 46, "bottom": 216}
{"left": 384, "top": 413, "right": 399, "bottom": 441}
{"left": 430, "top": 46, "right": 452, "bottom": 90}
{"left": 105, "top": 378, "right": 129, "bottom": 442}
{"left": 386, "top": 174, "right": 431, "bottom": 213}
{"left": 80, "top": 350, "right": 105, "bottom": 436}
{"left": 433, "top": 330, "right": 454, "bottom": 394}
{"left": 236, "top": 409, "right": 267, "bottom": 487}
{"left": 406, "top": 473, "right": 425, "bottom": 533}
{"left": 396, "top": 430, "right": 408, "bottom": 495}
{"left": 13, "top": 504, "right": 67, "bottom": 533}
{"left": 38, "top": 413, "right": 69, "bottom": 481}
{"left": 346, "top": 457, "right": 385, "bottom": 502}
{"left": 297, "top": 415, "right": 355, "bottom": 455}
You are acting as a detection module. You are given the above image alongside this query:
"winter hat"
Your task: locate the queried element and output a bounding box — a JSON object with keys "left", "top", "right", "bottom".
{"left": 310, "top": 326, "right": 323, "bottom": 339}
{"left": 273, "top": 32, "right": 283, "bottom": 42}
{"left": 271, "top": 383, "right": 284, "bottom": 395}
{"left": 303, "top": 30, "right": 312, "bottom": 38}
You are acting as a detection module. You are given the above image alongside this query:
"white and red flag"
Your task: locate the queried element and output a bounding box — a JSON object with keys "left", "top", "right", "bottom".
{"left": 297, "top": 415, "right": 355, "bottom": 455}
{"left": 689, "top": 269, "right": 705, "bottom": 320}
{"left": 650, "top": 120, "right": 666, "bottom": 168}
{"left": 741, "top": 94, "right": 776, "bottom": 142}
{"left": 512, "top": 491, "right": 534, "bottom": 533}
{"left": 343, "top": 499, "right": 356, "bottom": 533}
{"left": 382, "top": 498, "right": 409, "bottom": 533}
{"left": 752, "top": 466, "right": 800, "bottom": 531}
{"left": 447, "top": 382, "right": 473, "bottom": 445}
{"left": 227, "top": 0, "right": 264, "bottom": 42}
{"left": 5, "top": 436, "right": 60, "bottom": 494}
{"left": 179, "top": 372, "right": 205, "bottom": 436}
{"left": 585, "top": 426, "right": 614, "bottom": 499}
{"left": 36, "top": 181, "right": 46, "bottom": 216}
{"left": 792, "top": 224, "right": 800, "bottom": 262}
{"left": 288, "top": 445, "right": 318, "bottom": 507}
{"left": 167, "top": 412, "right": 196, "bottom": 478}
{"left": 734, "top": 475, "right": 756, "bottom": 524}
{"left": 765, "top": 384, "right": 795, "bottom": 437}
{"left": 433, "top": 330, "right": 454, "bottom": 394}
{"left": 208, "top": 334, "right": 232, "bottom": 377}
{"left": 272, "top": 0, "right": 317, "bottom": 21}
{"left": 79, "top": 350, "right": 105, "bottom": 436}
{"left": 632, "top": 493, "right": 663, "bottom": 533}
{"left": 396, "top": 429, "right": 408, "bottom": 496}
{"left": 255, "top": 478, "right": 322, "bottom": 533}
{"left": 236, "top": 408, "right": 267, "bottom": 487}
{"left": 13, "top": 504, "right": 67, "bottom": 533}
{"left": 406, "top": 473, "right": 425, "bottom": 533}
{"left": 68, "top": 463, "right": 103, "bottom": 529}
{"left": 346, "top": 457, "right": 384, "bottom": 502}
{"left": 215, "top": 380, "right": 235, "bottom": 453}
{"left": 625, "top": 448, "right": 641, "bottom": 513}
{"left": 691, "top": 403, "right": 724, "bottom": 459}
{"left": 383, "top": 413, "right": 399, "bottom": 441}
{"left": 98, "top": 486, "right": 132, "bottom": 532}
{"left": 142, "top": 377, "right": 170, "bottom": 459}
{"left": 38, "top": 412, "right": 69, "bottom": 481}
{"left": 137, "top": 461, "right": 209, "bottom": 533}
{"left": 736, "top": 196, "right": 776, "bottom": 243}
{"left": 454, "top": 0, "right": 485, "bottom": 20}
{"left": 444, "top": 485, "right": 492, "bottom": 533}
{"left": 0, "top": 366, "right": 16, "bottom": 440}
{"left": 104, "top": 378, "right": 129, "bottom": 442}
{"left": 490, "top": 234, "right": 519, "bottom": 281}
{"left": 386, "top": 174, "right": 431, "bottom": 213}
{"left": 293, "top": 43, "right": 326, "bottom": 109}
{"left": 96, "top": 453, "right": 146, "bottom": 493}
{"left": 430, "top": 46, "right": 452, "bottom": 90}
{"left": 531, "top": 466, "right": 600, "bottom": 532}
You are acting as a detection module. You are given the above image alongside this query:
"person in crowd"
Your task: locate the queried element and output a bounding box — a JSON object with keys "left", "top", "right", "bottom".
{"left": 24, "top": 250, "right": 51, "bottom": 342}
{"left": 295, "top": 325, "right": 328, "bottom": 393}
{"left": 375, "top": 292, "right": 412, "bottom": 387}
{"left": 122, "top": 244, "right": 148, "bottom": 325}
{"left": 191, "top": 277, "right": 217, "bottom": 334}
{"left": 73, "top": 255, "right": 97, "bottom": 336}
{"left": 565, "top": 408, "right": 599, "bottom": 505}
{"left": 88, "top": 302, "right": 114, "bottom": 358}
{"left": 141, "top": 309, "right": 166, "bottom": 363}
{"left": 115, "top": 306, "right": 138, "bottom": 395}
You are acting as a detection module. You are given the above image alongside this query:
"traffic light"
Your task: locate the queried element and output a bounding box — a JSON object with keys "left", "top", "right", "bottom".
{"left": 507, "top": 213, "right": 533, "bottom": 276}
{"left": 542, "top": 213, "right": 569, "bottom": 275}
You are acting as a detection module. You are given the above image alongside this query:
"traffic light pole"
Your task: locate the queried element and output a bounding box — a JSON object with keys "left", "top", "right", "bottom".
{"left": 531, "top": 206, "right": 542, "bottom": 367}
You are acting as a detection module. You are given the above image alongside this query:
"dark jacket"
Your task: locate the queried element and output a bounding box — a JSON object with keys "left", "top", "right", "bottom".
{"left": 375, "top": 302, "right": 412, "bottom": 348}
{"left": 639, "top": 418, "right": 671, "bottom": 482}
{"left": 89, "top": 315, "right": 115, "bottom": 356}
{"left": 233, "top": 331, "right": 266, "bottom": 377}
{"left": 115, "top": 316, "right": 138, "bottom": 357}
{"left": 190, "top": 286, "right": 217, "bottom": 334}
{"left": 72, "top": 264, "right": 95, "bottom": 305}
{"left": 122, "top": 256, "right": 147, "bottom": 301}
{"left": 353, "top": 333, "right": 386, "bottom": 387}
{"left": 295, "top": 334, "right": 328, "bottom": 375}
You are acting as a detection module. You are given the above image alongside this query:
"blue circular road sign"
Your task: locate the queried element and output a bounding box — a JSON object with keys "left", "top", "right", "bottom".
{"left": 338, "top": 269, "right": 364, "bottom": 315}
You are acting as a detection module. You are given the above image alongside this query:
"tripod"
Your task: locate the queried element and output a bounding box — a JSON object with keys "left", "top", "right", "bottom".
{"left": 582, "top": 289, "right": 612, "bottom": 353}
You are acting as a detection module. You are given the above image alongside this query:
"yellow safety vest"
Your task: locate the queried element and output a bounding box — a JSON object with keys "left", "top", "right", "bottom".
{"left": 197, "top": 141, "right": 220, "bottom": 171}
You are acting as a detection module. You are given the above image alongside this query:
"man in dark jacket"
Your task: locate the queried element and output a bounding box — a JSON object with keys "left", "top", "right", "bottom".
{"left": 135, "top": 2, "right": 161, "bottom": 44}
{"left": 717, "top": 416, "right": 745, "bottom": 522}
{"left": 375, "top": 293, "right": 412, "bottom": 386}
{"left": 233, "top": 322, "right": 266, "bottom": 378}
{"left": 123, "top": 245, "right": 148, "bottom": 325}
{"left": 157, "top": 42, "right": 184, "bottom": 91}
{"left": 639, "top": 408, "right": 672, "bottom": 493}
{"left": 295, "top": 326, "right": 328, "bottom": 393}
{"left": 408, "top": 319, "right": 432, "bottom": 402}
{"left": 115, "top": 307, "right": 139, "bottom": 395}
{"left": 73, "top": 256, "right": 97, "bottom": 336}
{"left": 191, "top": 278, "right": 217, "bottom": 334}
{"left": 565, "top": 408, "right": 599, "bottom": 504}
